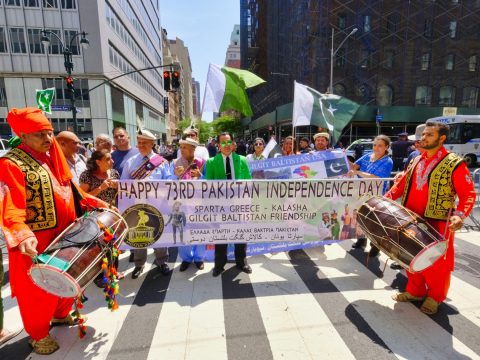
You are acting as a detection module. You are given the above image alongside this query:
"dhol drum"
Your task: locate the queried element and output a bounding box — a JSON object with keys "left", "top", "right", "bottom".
{"left": 29, "top": 208, "right": 128, "bottom": 298}
{"left": 356, "top": 196, "right": 447, "bottom": 273}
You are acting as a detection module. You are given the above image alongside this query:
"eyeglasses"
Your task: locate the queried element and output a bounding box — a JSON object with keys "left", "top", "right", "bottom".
{"left": 220, "top": 140, "right": 233, "bottom": 147}
{"left": 255, "top": 143, "right": 264, "bottom": 146}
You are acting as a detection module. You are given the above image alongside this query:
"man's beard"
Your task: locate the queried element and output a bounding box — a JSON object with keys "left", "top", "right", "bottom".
{"left": 422, "top": 137, "right": 441, "bottom": 150}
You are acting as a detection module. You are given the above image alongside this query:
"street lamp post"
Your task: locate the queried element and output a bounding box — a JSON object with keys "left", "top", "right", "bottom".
{"left": 41, "top": 30, "right": 90, "bottom": 134}
{"left": 329, "top": 27, "right": 358, "bottom": 94}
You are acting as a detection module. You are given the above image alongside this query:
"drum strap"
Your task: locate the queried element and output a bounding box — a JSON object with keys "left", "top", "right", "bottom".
{"left": 3, "top": 148, "right": 57, "bottom": 231}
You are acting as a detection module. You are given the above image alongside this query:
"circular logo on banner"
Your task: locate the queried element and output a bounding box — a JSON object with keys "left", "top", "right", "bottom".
{"left": 122, "top": 204, "right": 164, "bottom": 248}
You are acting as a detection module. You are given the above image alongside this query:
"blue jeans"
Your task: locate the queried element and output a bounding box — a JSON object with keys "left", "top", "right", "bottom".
{"left": 179, "top": 245, "right": 205, "bottom": 263}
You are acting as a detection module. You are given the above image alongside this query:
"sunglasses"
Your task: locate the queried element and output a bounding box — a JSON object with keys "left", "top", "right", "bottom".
{"left": 255, "top": 143, "right": 264, "bottom": 146}
{"left": 221, "top": 140, "right": 233, "bottom": 147}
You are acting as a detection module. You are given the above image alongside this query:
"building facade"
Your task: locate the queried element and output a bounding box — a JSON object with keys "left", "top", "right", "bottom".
{"left": 240, "top": 0, "right": 480, "bottom": 143}
{"left": 169, "top": 37, "right": 194, "bottom": 121}
{"left": 0, "top": 0, "right": 167, "bottom": 144}
{"left": 191, "top": 77, "right": 200, "bottom": 118}
{"left": 225, "top": 24, "right": 240, "bottom": 68}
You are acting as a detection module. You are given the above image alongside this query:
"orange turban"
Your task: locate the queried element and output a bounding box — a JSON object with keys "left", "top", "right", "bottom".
{"left": 7, "top": 107, "right": 72, "bottom": 184}
{"left": 7, "top": 107, "right": 53, "bottom": 135}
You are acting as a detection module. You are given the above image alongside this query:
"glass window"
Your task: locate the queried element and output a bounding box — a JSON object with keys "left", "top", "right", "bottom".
{"left": 44, "top": 29, "right": 62, "bottom": 54}
{"left": 61, "top": 0, "right": 75, "bottom": 9}
{"left": 421, "top": 52, "right": 431, "bottom": 70}
{"left": 386, "top": 14, "right": 399, "bottom": 33}
{"left": 42, "top": 0, "right": 57, "bottom": 8}
{"left": 449, "top": 21, "right": 457, "bottom": 38}
{"left": 335, "top": 48, "right": 345, "bottom": 67}
{"left": 5, "top": 0, "right": 20, "bottom": 5}
{"left": 462, "top": 87, "right": 478, "bottom": 108}
{"left": 363, "top": 15, "right": 371, "bottom": 33}
{"left": 0, "top": 28, "right": 7, "bottom": 53}
{"left": 384, "top": 50, "right": 394, "bottom": 68}
{"left": 415, "top": 86, "right": 432, "bottom": 105}
{"left": 27, "top": 29, "right": 45, "bottom": 54}
{"left": 64, "top": 30, "right": 80, "bottom": 55}
{"left": 377, "top": 85, "right": 393, "bottom": 106}
{"left": 424, "top": 19, "right": 433, "bottom": 38}
{"left": 360, "top": 49, "right": 370, "bottom": 68}
{"left": 9, "top": 28, "right": 27, "bottom": 54}
{"left": 0, "top": 78, "right": 7, "bottom": 107}
{"left": 338, "top": 14, "right": 347, "bottom": 30}
{"left": 439, "top": 86, "right": 456, "bottom": 106}
{"left": 468, "top": 55, "right": 477, "bottom": 71}
{"left": 24, "top": 0, "right": 39, "bottom": 6}
{"left": 445, "top": 53, "right": 455, "bottom": 70}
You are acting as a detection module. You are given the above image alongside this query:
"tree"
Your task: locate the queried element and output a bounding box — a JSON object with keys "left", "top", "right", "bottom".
{"left": 211, "top": 115, "right": 243, "bottom": 137}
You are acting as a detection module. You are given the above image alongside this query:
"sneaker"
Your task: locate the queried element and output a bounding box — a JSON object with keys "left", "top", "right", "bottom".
{"left": 131, "top": 266, "right": 144, "bottom": 279}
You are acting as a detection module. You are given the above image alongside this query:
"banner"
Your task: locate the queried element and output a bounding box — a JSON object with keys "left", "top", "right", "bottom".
{"left": 248, "top": 150, "right": 349, "bottom": 179}
{"left": 118, "top": 178, "right": 384, "bottom": 249}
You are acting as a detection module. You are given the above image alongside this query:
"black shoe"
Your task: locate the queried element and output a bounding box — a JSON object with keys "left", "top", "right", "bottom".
{"left": 369, "top": 246, "right": 380, "bottom": 257}
{"left": 129, "top": 252, "right": 134, "bottom": 263}
{"left": 194, "top": 261, "right": 204, "bottom": 270}
{"left": 352, "top": 238, "right": 367, "bottom": 249}
{"left": 179, "top": 261, "right": 190, "bottom": 272}
{"left": 236, "top": 264, "right": 252, "bottom": 274}
{"left": 212, "top": 267, "right": 224, "bottom": 277}
{"left": 132, "top": 266, "right": 144, "bottom": 279}
{"left": 390, "top": 262, "right": 403, "bottom": 270}
{"left": 94, "top": 276, "right": 104, "bottom": 288}
{"left": 158, "top": 263, "right": 171, "bottom": 276}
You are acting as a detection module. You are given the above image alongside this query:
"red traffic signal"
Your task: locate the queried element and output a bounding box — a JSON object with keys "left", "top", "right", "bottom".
{"left": 172, "top": 71, "right": 180, "bottom": 89}
{"left": 65, "top": 76, "right": 74, "bottom": 86}
{"left": 163, "top": 71, "right": 171, "bottom": 91}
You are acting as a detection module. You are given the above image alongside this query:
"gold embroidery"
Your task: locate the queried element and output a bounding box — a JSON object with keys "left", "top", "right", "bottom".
{"left": 4, "top": 148, "right": 57, "bottom": 231}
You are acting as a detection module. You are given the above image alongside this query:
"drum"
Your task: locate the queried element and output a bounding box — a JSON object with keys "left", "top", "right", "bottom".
{"left": 29, "top": 208, "right": 128, "bottom": 298}
{"left": 356, "top": 196, "right": 447, "bottom": 272}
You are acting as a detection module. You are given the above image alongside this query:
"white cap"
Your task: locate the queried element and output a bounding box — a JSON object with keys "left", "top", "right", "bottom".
{"left": 179, "top": 138, "right": 199, "bottom": 147}
{"left": 408, "top": 124, "right": 426, "bottom": 141}
{"left": 137, "top": 129, "right": 157, "bottom": 141}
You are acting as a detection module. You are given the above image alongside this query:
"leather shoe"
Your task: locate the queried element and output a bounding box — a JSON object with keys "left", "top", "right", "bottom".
{"left": 179, "top": 261, "right": 190, "bottom": 272}
{"left": 390, "top": 262, "right": 403, "bottom": 270}
{"left": 236, "top": 264, "right": 252, "bottom": 274}
{"left": 194, "top": 261, "right": 204, "bottom": 270}
{"left": 368, "top": 246, "right": 380, "bottom": 257}
{"left": 212, "top": 267, "right": 224, "bottom": 277}
{"left": 352, "top": 237, "right": 367, "bottom": 249}
{"left": 158, "top": 263, "right": 171, "bottom": 276}
{"left": 131, "top": 266, "right": 144, "bottom": 279}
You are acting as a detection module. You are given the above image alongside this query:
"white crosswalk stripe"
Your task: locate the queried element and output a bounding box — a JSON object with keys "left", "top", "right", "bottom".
{"left": 1, "top": 231, "right": 480, "bottom": 360}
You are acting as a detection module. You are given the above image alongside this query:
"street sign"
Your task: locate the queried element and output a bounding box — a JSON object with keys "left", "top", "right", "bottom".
{"left": 443, "top": 107, "right": 457, "bottom": 116}
{"left": 375, "top": 115, "right": 384, "bottom": 122}
{"left": 52, "top": 105, "right": 71, "bottom": 111}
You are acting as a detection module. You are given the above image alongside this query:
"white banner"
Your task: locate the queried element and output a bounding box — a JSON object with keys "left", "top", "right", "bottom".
{"left": 118, "top": 179, "right": 384, "bottom": 249}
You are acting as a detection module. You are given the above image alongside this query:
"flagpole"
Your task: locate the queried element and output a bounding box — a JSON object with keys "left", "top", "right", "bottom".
{"left": 292, "top": 80, "right": 296, "bottom": 146}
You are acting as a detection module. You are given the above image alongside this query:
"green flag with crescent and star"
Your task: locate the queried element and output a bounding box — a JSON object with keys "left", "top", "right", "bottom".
{"left": 36, "top": 88, "right": 55, "bottom": 114}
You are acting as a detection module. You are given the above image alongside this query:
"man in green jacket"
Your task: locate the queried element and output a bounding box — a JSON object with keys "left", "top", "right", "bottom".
{"left": 205, "top": 132, "right": 252, "bottom": 277}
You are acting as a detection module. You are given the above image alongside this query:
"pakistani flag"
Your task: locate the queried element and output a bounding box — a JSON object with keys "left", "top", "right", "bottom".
{"left": 36, "top": 88, "right": 55, "bottom": 114}
{"left": 292, "top": 81, "right": 359, "bottom": 143}
{"left": 202, "top": 64, "right": 265, "bottom": 117}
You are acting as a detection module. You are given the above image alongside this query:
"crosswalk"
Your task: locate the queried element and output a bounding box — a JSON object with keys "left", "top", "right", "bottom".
{"left": 1, "top": 231, "right": 480, "bottom": 360}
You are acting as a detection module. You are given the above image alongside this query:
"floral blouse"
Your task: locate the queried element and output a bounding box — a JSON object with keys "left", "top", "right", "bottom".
{"left": 79, "top": 169, "right": 120, "bottom": 205}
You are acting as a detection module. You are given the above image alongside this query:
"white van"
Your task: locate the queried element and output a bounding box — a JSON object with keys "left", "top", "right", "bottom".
{"left": 425, "top": 115, "right": 480, "bottom": 167}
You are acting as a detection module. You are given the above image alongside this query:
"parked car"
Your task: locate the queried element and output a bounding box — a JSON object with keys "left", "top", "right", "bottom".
{"left": 0, "top": 138, "right": 10, "bottom": 157}
{"left": 345, "top": 139, "right": 374, "bottom": 162}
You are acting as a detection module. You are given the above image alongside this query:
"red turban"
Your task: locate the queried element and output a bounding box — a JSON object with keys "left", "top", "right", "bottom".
{"left": 7, "top": 107, "right": 53, "bottom": 135}
{"left": 7, "top": 107, "right": 72, "bottom": 184}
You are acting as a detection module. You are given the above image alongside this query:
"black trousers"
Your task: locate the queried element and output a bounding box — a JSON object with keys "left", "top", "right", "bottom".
{"left": 214, "top": 243, "right": 247, "bottom": 269}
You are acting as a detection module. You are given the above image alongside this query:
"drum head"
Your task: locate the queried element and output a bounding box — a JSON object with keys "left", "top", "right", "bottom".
{"left": 409, "top": 241, "right": 448, "bottom": 273}
{"left": 29, "top": 264, "right": 81, "bottom": 298}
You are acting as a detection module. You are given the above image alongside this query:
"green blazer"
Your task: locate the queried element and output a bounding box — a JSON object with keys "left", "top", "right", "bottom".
{"left": 205, "top": 152, "right": 252, "bottom": 180}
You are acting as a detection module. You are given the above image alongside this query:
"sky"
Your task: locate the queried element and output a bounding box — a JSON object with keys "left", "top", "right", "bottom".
{"left": 160, "top": 1, "right": 240, "bottom": 120}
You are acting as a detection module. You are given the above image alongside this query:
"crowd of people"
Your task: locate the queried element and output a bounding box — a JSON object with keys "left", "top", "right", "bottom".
{"left": 0, "top": 107, "right": 476, "bottom": 354}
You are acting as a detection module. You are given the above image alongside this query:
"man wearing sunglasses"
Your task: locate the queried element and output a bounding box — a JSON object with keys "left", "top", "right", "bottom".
{"left": 205, "top": 132, "right": 253, "bottom": 277}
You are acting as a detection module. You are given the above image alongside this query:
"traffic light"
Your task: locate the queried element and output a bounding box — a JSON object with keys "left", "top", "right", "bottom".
{"left": 65, "top": 76, "right": 75, "bottom": 98}
{"left": 172, "top": 71, "right": 180, "bottom": 89}
{"left": 163, "top": 71, "right": 171, "bottom": 91}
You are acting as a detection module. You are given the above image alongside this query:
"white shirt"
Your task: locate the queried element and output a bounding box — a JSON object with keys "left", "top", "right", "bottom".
{"left": 68, "top": 154, "right": 87, "bottom": 185}
{"left": 222, "top": 153, "right": 235, "bottom": 179}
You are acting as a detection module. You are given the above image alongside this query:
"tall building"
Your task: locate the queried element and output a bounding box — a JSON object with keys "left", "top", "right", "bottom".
{"left": 169, "top": 37, "right": 194, "bottom": 121}
{"left": 225, "top": 24, "right": 240, "bottom": 68}
{"left": 241, "top": 0, "right": 480, "bottom": 142}
{"left": 0, "top": 1, "right": 167, "bottom": 143}
{"left": 192, "top": 78, "right": 201, "bottom": 118}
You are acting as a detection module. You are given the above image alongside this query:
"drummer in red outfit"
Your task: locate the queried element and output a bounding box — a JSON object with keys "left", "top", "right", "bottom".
{"left": 0, "top": 108, "right": 108, "bottom": 354}
{"left": 385, "top": 121, "right": 476, "bottom": 315}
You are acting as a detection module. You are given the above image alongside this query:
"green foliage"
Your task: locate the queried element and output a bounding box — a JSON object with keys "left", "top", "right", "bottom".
{"left": 211, "top": 115, "right": 243, "bottom": 137}
{"left": 178, "top": 118, "right": 213, "bottom": 144}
